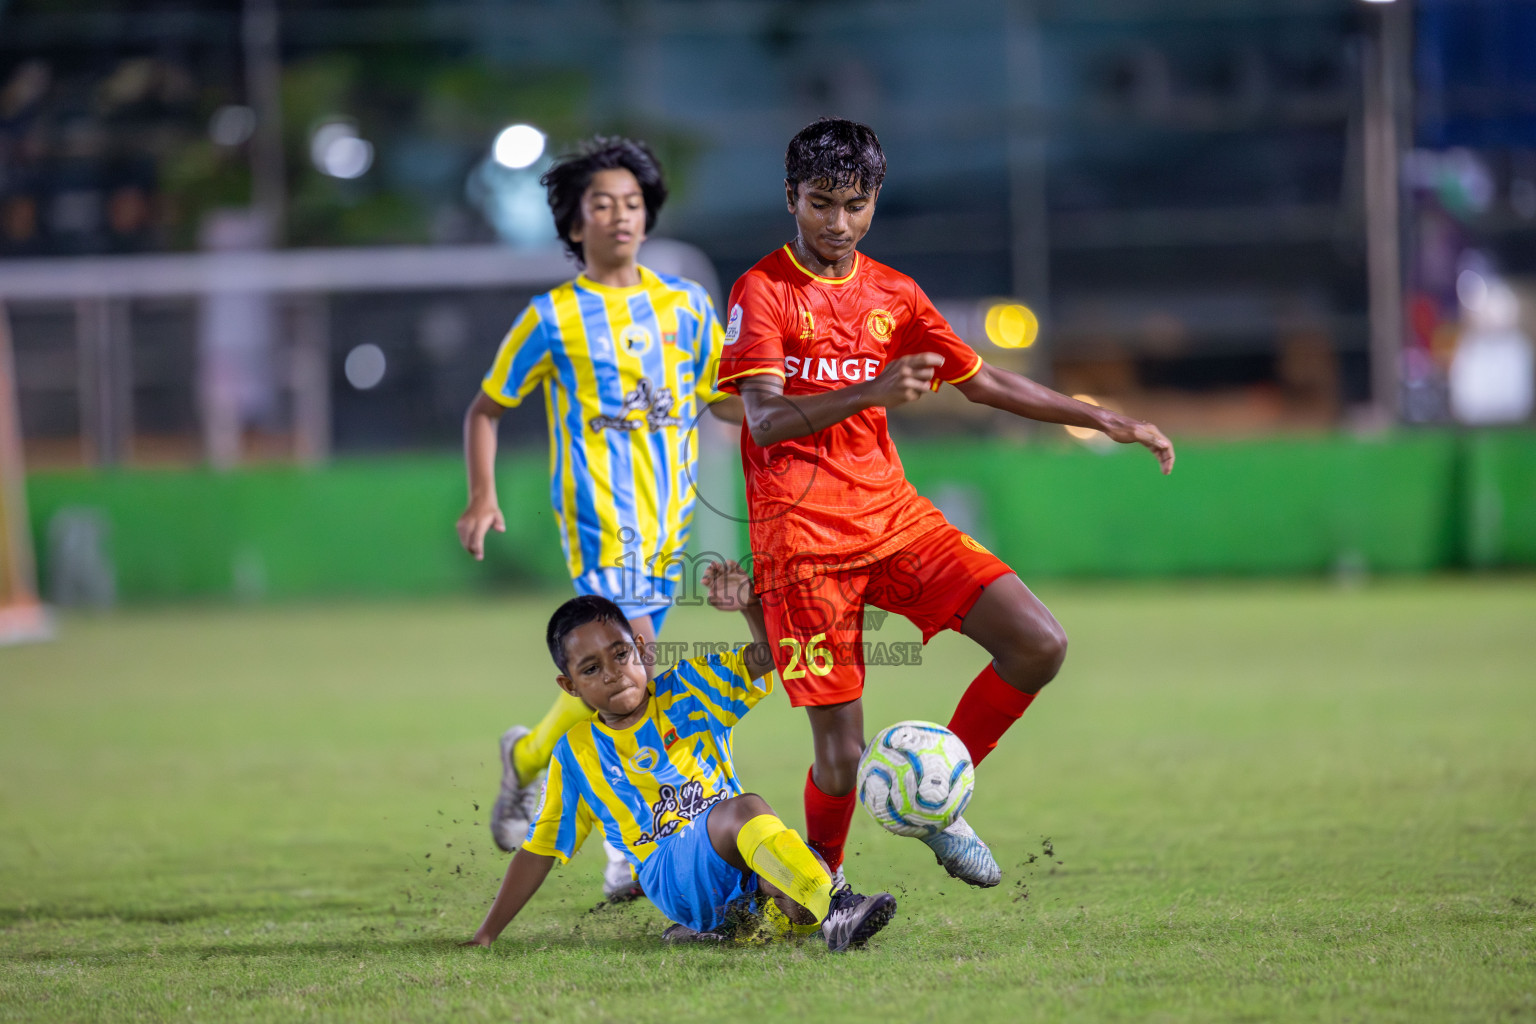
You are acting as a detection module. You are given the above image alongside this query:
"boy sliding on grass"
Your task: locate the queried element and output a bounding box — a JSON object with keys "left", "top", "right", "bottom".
{"left": 464, "top": 562, "right": 896, "bottom": 951}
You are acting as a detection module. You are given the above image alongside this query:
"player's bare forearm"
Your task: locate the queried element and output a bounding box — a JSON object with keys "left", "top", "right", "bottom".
{"left": 464, "top": 848, "right": 554, "bottom": 947}
{"left": 955, "top": 363, "right": 1176, "bottom": 474}
{"left": 737, "top": 603, "right": 772, "bottom": 679}
{"left": 703, "top": 560, "right": 774, "bottom": 679}
{"left": 739, "top": 379, "right": 874, "bottom": 446}
{"left": 457, "top": 392, "right": 509, "bottom": 559}
{"left": 706, "top": 394, "right": 745, "bottom": 424}
{"left": 952, "top": 361, "right": 1117, "bottom": 427}
{"left": 463, "top": 392, "right": 505, "bottom": 502}
{"left": 737, "top": 352, "right": 942, "bottom": 447}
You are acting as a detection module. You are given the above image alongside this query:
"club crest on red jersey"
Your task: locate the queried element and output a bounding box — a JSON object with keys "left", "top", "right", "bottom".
{"left": 865, "top": 308, "right": 896, "bottom": 341}
{"left": 960, "top": 534, "right": 992, "bottom": 555}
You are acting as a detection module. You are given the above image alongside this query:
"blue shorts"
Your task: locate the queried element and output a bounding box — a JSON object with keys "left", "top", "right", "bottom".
{"left": 573, "top": 569, "right": 675, "bottom": 633}
{"left": 636, "top": 801, "right": 755, "bottom": 934}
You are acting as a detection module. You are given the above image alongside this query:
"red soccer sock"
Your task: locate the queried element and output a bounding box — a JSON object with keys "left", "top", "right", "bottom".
{"left": 802, "top": 766, "right": 857, "bottom": 873}
{"left": 948, "top": 662, "right": 1038, "bottom": 768}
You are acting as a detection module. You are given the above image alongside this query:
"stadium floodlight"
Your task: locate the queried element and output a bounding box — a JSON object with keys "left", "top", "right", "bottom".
{"left": 311, "top": 120, "right": 374, "bottom": 179}
{"left": 493, "top": 124, "right": 546, "bottom": 170}
{"left": 983, "top": 302, "right": 1039, "bottom": 349}
{"left": 344, "top": 343, "right": 387, "bottom": 390}
{"left": 208, "top": 105, "right": 257, "bottom": 147}
{"left": 1456, "top": 269, "right": 1489, "bottom": 312}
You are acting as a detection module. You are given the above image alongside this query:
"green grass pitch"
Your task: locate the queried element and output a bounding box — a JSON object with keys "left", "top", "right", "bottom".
{"left": 2, "top": 577, "right": 1533, "bottom": 1022}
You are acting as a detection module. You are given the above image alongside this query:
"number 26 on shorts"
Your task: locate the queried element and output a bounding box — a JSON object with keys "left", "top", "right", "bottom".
{"left": 779, "top": 632, "right": 835, "bottom": 679}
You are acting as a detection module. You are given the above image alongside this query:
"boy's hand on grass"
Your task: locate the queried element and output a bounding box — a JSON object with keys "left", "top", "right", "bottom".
{"left": 704, "top": 560, "right": 758, "bottom": 612}
{"left": 460, "top": 933, "right": 492, "bottom": 948}
{"left": 457, "top": 499, "right": 506, "bottom": 560}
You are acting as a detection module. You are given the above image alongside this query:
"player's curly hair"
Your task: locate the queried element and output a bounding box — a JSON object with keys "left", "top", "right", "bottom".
{"left": 546, "top": 594, "right": 634, "bottom": 672}
{"left": 540, "top": 136, "right": 668, "bottom": 264}
{"left": 784, "top": 117, "right": 887, "bottom": 197}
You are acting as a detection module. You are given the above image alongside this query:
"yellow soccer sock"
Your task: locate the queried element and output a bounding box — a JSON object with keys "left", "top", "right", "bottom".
{"left": 736, "top": 814, "right": 833, "bottom": 923}
{"left": 760, "top": 896, "right": 822, "bottom": 940}
{"left": 512, "top": 692, "right": 592, "bottom": 786}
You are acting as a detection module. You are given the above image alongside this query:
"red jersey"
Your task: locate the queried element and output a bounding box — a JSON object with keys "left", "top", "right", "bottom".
{"left": 717, "top": 245, "right": 983, "bottom": 591}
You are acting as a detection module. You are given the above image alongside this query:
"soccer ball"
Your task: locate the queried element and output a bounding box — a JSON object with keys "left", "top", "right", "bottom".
{"left": 856, "top": 721, "right": 975, "bottom": 838}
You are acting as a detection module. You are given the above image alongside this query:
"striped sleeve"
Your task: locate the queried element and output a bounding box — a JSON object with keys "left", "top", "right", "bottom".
{"left": 482, "top": 303, "right": 554, "bottom": 407}
{"left": 661, "top": 647, "right": 773, "bottom": 728}
{"left": 520, "top": 741, "right": 594, "bottom": 862}
{"left": 692, "top": 288, "right": 726, "bottom": 404}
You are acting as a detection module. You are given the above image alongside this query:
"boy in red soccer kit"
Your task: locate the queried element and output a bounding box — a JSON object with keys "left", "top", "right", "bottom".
{"left": 716, "top": 118, "right": 1176, "bottom": 888}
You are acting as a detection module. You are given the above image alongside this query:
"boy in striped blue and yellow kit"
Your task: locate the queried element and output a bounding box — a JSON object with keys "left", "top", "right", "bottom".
{"left": 464, "top": 562, "right": 897, "bottom": 951}
{"left": 456, "top": 137, "right": 742, "bottom": 899}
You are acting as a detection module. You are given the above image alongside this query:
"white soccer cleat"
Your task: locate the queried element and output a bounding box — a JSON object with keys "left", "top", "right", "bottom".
{"left": 919, "top": 815, "right": 1001, "bottom": 888}
{"left": 489, "top": 725, "right": 543, "bottom": 853}
{"left": 602, "top": 840, "right": 643, "bottom": 902}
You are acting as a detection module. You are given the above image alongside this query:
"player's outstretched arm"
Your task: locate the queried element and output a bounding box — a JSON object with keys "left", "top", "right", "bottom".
{"left": 457, "top": 392, "right": 510, "bottom": 560}
{"left": 463, "top": 848, "right": 555, "bottom": 947}
{"left": 955, "top": 363, "right": 1175, "bottom": 474}
{"left": 737, "top": 352, "right": 944, "bottom": 447}
{"left": 703, "top": 560, "right": 774, "bottom": 679}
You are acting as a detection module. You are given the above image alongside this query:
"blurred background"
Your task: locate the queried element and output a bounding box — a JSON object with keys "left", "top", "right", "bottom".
{"left": 0, "top": 0, "right": 1533, "bottom": 616}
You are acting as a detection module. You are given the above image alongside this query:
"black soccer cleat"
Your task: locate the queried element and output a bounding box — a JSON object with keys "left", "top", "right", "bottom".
{"left": 820, "top": 884, "right": 897, "bottom": 952}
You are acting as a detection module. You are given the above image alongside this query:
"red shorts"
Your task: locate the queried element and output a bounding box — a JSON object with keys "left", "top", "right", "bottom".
{"left": 758, "top": 524, "right": 1013, "bottom": 708}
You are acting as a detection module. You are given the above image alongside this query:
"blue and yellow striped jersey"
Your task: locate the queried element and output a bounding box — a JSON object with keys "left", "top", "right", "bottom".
{"left": 521, "top": 648, "right": 772, "bottom": 869}
{"left": 482, "top": 267, "right": 726, "bottom": 583}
